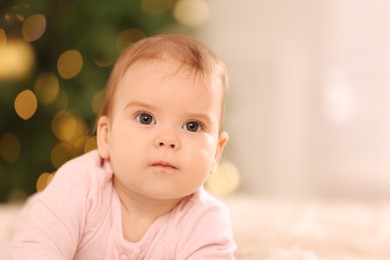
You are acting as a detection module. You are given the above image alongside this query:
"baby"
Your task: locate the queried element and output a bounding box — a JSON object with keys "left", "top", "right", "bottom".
{"left": 10, "top": 34, "right": 236, "bottom": 259}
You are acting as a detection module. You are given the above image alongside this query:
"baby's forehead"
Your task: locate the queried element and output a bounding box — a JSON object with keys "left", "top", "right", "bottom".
{"left": 115, "top": 60, "right": 222, "bottom": 106}
{"left": 114, "top": 60, "right": 224, "bottom": 112}
{"left": 122, "top": 57, "right": 212, "bottom": 86}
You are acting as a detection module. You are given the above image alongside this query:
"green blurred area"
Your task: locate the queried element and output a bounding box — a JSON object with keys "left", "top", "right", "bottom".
{"left": 0, "top": 0, "right": 189, "bottom": 202}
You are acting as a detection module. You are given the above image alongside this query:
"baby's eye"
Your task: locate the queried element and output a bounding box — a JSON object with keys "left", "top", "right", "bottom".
{"left": 136, "top": 113, "right": 155, "bottom": 125}
{"left": 183, "top": 121, "right": 202, "bottom": 132}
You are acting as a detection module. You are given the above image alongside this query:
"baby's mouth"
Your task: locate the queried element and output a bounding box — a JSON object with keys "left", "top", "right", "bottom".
{"left": 151, "top": 161, "right": 177, "bottom": 170}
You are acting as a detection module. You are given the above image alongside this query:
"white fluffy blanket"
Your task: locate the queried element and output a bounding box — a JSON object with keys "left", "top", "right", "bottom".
{"left": 2, "top": 195, "right": 390, "bottom": 259}
{"left": 224, "top": 195, "right": 390, "bottom": 259}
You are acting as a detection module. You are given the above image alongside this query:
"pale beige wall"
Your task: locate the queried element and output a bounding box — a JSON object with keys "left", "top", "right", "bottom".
{"left": 198, "top": 0, "right": 390, "bottom": 198}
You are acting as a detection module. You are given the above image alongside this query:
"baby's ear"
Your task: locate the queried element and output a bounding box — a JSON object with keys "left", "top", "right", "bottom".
{"left": 212, "top": 131, "right": 229, "bottom": 171}
{"left": 96, "top": 116, "right": 110, "bottom": 159}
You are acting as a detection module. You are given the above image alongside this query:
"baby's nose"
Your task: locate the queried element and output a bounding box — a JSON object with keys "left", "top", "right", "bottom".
{"left": 155, "top": 134, "right": 180, "bottom": 150}
{"left": 158, "top": 141, "right": 176, "bottom": 149}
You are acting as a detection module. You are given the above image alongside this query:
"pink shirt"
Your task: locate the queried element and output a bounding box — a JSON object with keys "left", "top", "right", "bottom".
{"left": 10, "top": 150, "right": 236, "bottom": 259}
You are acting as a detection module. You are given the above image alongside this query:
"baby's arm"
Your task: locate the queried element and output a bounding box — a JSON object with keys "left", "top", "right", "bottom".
{"left": 10, "top": 160, "right": 89, "bottom": 259}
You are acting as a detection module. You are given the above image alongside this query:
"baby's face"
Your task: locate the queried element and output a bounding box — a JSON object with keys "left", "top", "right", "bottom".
{"left": 98, "top": 58, "right": 228, "bottom": 201}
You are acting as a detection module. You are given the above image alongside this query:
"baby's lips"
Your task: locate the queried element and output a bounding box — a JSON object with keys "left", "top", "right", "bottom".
{"left": 151, "top": 161, "right": 178, "bottom": 169}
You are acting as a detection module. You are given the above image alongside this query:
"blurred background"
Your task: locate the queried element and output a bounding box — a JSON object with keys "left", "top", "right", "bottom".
{"left": 1, "top": 0, "right": 390, "bottom": 202}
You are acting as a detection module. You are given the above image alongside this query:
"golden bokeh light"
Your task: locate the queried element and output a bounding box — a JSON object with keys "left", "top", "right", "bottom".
{"left": 0, "top": 40, "right": 35, "bottom": 80}
{"left": 93, "top": 53, "right": 112, "bottom": 68}
{"left": 141, "top": 0, "right": 173, "bottom": 15}
{"left": 205, "top": 160, "right": 240, "bottom": 196}
{"left": 36, "top": 172, "right": 54, "bottom": 192}
{"left": 51, "top": 111, "right": 86, "bottom": 143}
{"left": 93, "top": 38, "right": 116, "bottom": 67}
{"left": 8, "top": 189, "right": 27, "bottom": 203}
{"left": 22, "top": 14, "right": 46, "bottom": 42}
{"left": 84, "top": 137, "right": 97, "bottom": 153}
{"left": 116, "top": 28, "right": 145, "bottom": 52}
{"left": 74, "top": 135, "right": 89, "bottom": 155}
{"left": 53, "top": 88, "right": 69, "bottom": 111}
{"left": 174, "top": 0, "right": 210, "bottom": 27}
{"left": 0, "top": 133, "right": 21, "bottom": 163}
{"left": 92, "top": 89, "right": 105, "bottom": 115}
{"left": 51, "top": 142, "right": 73, "bottom": 169}
{"left": 73, "top": 135, "right": 97, "bottom": 155}
{"left": 0, "top": 166, "right": 5, "bottom": 189}
{"left": 34, "top": 72, "right": 60, "bottom": 105}
{"left": 57, "top": 50, "right": 83, "bottom": 79}
{"left": 4, "top": 7, "right": 25, "bottom": 23}
{"left": 0, "top": 29, "right": 6, "bottom": 52}
{"left": 14, "top": 90, "right": 38, "bottom": 120}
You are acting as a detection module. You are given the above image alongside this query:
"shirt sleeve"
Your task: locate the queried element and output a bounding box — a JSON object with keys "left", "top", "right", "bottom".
{"left": 9, "top": 158, "right": 91, "bottom": 260}
{"left": 177, "top": 197, "right": 237, "bottom": 260}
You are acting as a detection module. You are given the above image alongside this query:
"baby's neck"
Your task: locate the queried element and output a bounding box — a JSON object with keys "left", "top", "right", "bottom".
{"left": 113, "top": 177, "right": 184, "bottom": 242}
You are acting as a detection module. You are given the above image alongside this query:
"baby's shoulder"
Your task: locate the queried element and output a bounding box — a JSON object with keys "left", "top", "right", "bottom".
{"left": 37, "top": 150, "right": 114, "bottom": 218}
{"left": 56, "top": 150, "right": 112, "bottom": 179}
{"left": 44, "top": 150, "right": 113, "bottom": 196}
{"left": 166, "top": 189, "right": 234, "bottom": 255}
{"left": 189, "top": 188, "right": 228, "bottom": 211}
{"left": 175, "top": 189, "right": 230, "bottom": 222}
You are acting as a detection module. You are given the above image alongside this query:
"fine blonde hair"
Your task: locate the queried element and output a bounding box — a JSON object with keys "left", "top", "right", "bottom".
{"left": 99, "top": 34, "right": 228, "bottom": 129}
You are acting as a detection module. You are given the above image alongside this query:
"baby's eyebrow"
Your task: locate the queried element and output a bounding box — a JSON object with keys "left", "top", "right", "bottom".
{"left": 124, "top": 101, "right": 157, "bottom": 111}
{"left": 186, "top": 112, "right": 213, "bottom": 124}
